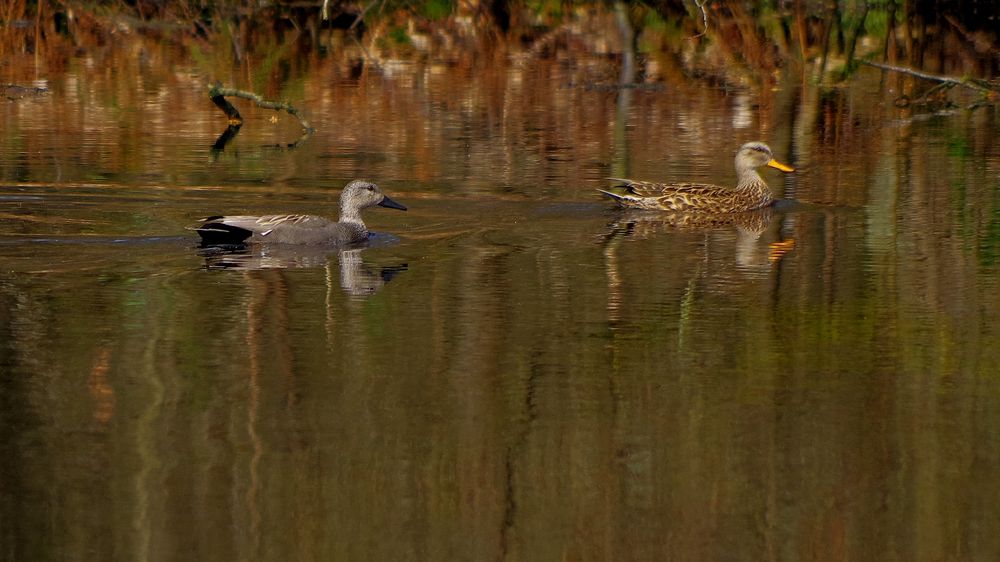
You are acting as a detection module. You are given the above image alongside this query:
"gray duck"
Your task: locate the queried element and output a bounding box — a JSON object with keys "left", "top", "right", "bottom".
{"left": 196, "top": 179, "right": 406, "bottom": 246}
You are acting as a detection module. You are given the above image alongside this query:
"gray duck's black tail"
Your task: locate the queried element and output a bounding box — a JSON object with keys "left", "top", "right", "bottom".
{"left": 196, "top": 218, "right": 254, "bottom": 247}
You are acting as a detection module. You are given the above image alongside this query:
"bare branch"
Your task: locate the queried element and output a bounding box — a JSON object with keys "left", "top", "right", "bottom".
{"left": 692, "top": 0, "right": 709, "bottom": 38}
{"left": 860, "top": 60, "right": 998, "bottom": 94}
{"left": 344, "top": 0, "right": 383, "bottom": 70}
{"left": 207, "top": 83, "right": 315, "bottom": 133}
{"left": 350, "top": 0, "right": 382, "bottom": 32}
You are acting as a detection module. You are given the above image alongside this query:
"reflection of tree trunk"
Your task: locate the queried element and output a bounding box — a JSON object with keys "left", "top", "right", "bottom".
{"left": 33, "top": 0, "right": 43, "bottom": 66}
{"left": 792, "top": 82, "right": 818, "bottom": 175}
{"left": 134, "top": 282, "right": 167, "bottom": 561}
{"left": 793, "top": 0, "right": 808, "bottom": 69}
{"left": 615, "top": 3, "right": 634, "bottom": 87}
{"left": 243, "top": 271, "right": 294, "bottom": 555}
{"left": 910, "top": 5, "right": 927, "bottom": 68}
{"left": 243, "top": 274, "right": 266, "bottom": 556}
{"left": 88, "top": 347, "right": 115, "bottom": 424}
{"left": 603, "top": 229, "right": 626, "bottom": 326}
{"left": 833, "top": 1, "right": 845, "bottom": 54}
{"left": 817, "top": 3, "right": 834, "bottom": 81}
{"left": 611, "top": 2, "right": 634, "bottom": 180}
{"left": 882, "top": 0, "right": 897, "bottom": 64}
{"left": 841, "top": 3, "right": 869, "bottom": 80}
{"left": 449, "top": 244, "right": 512, "bottom": 560}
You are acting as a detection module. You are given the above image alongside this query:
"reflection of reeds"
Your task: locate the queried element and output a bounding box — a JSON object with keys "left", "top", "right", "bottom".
{"left": 0, "top": 0, "right": 28, "bottom": 34}
{"left": 2, "top": 1, "right": 997, "bottom": 195}
{"left": 0, "top": 0, "right": 32, "bottom": 57}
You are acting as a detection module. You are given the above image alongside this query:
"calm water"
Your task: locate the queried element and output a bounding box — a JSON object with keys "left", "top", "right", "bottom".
{"left": 3, "top": 22, "right": 1000, "bottom": 562}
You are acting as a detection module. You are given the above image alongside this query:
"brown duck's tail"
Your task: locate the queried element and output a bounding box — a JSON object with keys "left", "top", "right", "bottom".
{"left": 597, "top": 188, "right": 643, "bottom": 207}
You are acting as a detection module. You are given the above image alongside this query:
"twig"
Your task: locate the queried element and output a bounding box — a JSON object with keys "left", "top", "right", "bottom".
{"left": 207, "top": 82, "right": 315, "bottom": 132}
{"left": 692, "top": 0, "right": 709, "bottom": 38}
{"left": 344, "top": 0, "right": 383, "bottom": 70}
{"left": 943, "top": 14, "right": 1000, "bottom": 56}
{"left": 350, "top": 0, "right": 381, "bottom": 32}
{"left": 859, "top": 60, "right": 998, "bottom": 95}
{"left": 922, "top": 81, "right": 955, "bottom": 99}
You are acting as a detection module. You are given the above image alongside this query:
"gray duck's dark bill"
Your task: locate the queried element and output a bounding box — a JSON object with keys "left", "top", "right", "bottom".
{"left": 378, "top": 195, "right": 407, "bottom": 211}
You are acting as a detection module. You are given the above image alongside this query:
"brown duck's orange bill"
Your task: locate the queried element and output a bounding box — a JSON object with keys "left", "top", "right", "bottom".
{"left": 767, "top": 159, "right": 794, "bottom": 172}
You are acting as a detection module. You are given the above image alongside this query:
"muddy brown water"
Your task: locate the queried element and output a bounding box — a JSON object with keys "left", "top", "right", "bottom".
{"left": 2, "top": 24, "right": 1000, "bottom": 562}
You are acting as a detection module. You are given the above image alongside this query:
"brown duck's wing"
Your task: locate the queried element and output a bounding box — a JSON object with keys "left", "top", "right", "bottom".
{"left": 607, "top": 178, "right": 739, "bottom": 212}
{"left": 609, "top": 178, "right": 728, "bottom": 198}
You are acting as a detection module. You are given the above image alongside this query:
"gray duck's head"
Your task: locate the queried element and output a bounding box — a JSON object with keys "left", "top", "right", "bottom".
{"left": 340, "top": 179, "right": 408, "bottom": 213}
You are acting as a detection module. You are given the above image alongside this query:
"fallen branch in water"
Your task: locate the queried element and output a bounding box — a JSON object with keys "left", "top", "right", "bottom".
{"left": 2, "top": 83, "right": 49, "bottom": 100}
{"left": 860, "top": 60, "right": 999, "bottom": 95}
{"left": 207, "top": 82, "right": 315, "bottom": 133}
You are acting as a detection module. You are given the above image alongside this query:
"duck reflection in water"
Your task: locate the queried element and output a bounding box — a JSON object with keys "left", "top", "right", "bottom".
{"left": 201, "top": 245, "right": 408, "bottom": 296}
{"left": 603, "top": 205, "right": 796, "bottom": 270}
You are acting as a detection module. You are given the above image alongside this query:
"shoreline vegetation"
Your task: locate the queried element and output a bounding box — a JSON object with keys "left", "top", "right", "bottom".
{"left": 1, "top": 1, "right": 998, "bottom": 110}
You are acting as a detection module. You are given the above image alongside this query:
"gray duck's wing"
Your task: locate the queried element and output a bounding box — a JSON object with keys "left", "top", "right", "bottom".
{"left": 197, "top": 214, "right": 329, "bottom": 245}
{"left": 197, "top": 214, "right": 365, "bottom": 245}
{"left": 241, "top": 215, "right": 348, "bottom": 244}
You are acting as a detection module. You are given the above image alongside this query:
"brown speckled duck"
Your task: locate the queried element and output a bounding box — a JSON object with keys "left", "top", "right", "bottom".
{"left": 599, "top": 141, "right": 794, "bottom": 213}
{"left": 195, "top": 179, "right": 407, "bottom": 246}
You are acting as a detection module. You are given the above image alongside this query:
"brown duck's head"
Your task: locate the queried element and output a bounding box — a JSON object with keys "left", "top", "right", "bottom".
{"left": 736, "top": 142, "right": 794, "bottom": 173}
{"left": 341, "top": 179, "right": 408, "bottom": 212}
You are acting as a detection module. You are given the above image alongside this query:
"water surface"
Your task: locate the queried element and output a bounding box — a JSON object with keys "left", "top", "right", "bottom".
{"left": 2, "top": 11, "right": 1000, "bottom": 562}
